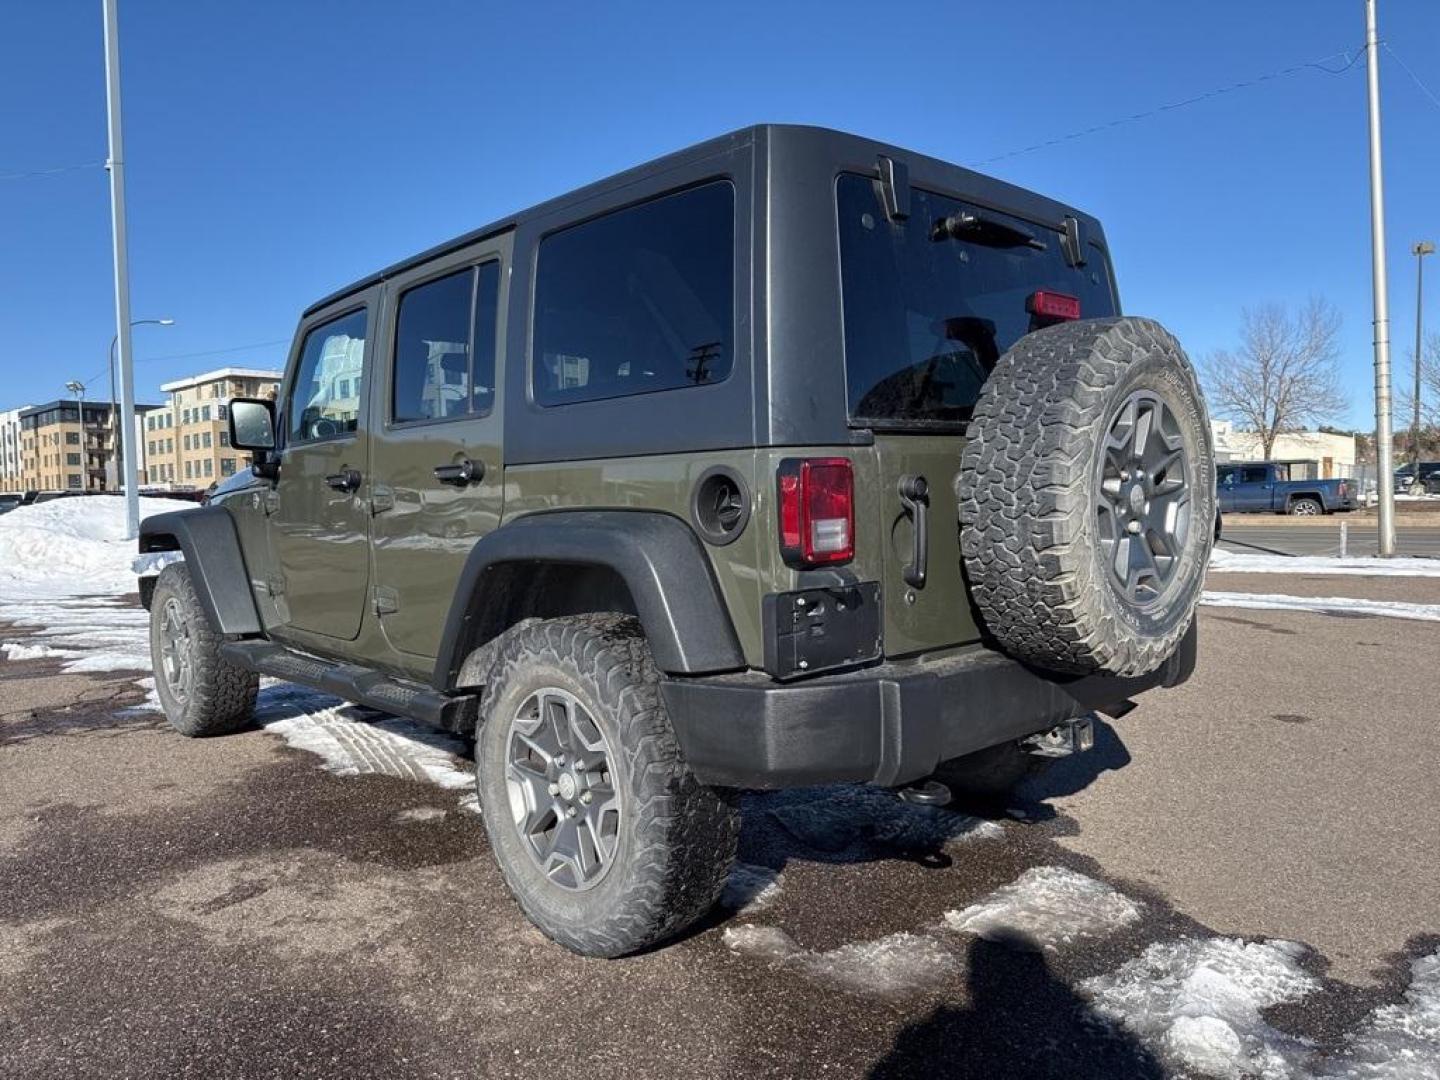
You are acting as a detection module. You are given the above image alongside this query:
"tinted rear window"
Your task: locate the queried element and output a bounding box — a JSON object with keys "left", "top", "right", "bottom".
{"left": 837, "top": 172, "right": 1116, "bottom": 427}
{"left": 533, "top": 181, "right": 734, "bottom": 406}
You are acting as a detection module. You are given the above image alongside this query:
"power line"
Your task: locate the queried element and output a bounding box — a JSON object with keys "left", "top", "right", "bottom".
{"left": 0, "top": 160, "right": 105, "bottom": 183}
{"left": 977, "top": 44, "right": 1369, "bottom": 166}
{"left": 1383, "top": 42, "right": 1440, "bottom": 113}
{"left": 75, "top": 337, "right": 292, "bottom": 397}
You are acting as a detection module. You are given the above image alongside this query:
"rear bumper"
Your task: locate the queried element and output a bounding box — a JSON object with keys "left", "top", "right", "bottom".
{"left": 661, "top": 623, "right": 1197, "bottom": 789}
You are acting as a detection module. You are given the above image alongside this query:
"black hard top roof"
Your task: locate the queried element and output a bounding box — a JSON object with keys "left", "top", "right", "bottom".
{"left": 303, "top": 124, "right": 1093, "bottom": 318}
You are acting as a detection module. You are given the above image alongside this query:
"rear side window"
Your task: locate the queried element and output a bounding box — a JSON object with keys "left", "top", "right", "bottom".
{"left": 288, "top": 308, "right": 367, "bottom": 443}
{"left": 532, "top": 181, "right": 734, "bottom": 406}
{"left": 392, "top": 261, "right": 501, "bottom": 424}
{"left": 837, "top": 172, "right": 1116, "bottom": 427}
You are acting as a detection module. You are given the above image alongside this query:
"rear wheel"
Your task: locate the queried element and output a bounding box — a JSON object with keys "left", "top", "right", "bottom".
{"left": 474, "top": 615, "right": 739, "bottom": 957}
{"left": 149, "top": 563, "right": 258, "bottom": 737}
{"left": 1288, "top": 497, "right": 1323, "bottom": 516}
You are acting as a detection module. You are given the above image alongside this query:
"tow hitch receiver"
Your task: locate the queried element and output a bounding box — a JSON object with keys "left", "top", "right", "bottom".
{"left": 897, "top": 779, "right": 952, "bottom": 807}
{"left": 1021, "top": 717, "right": 1095, "bottom": 759}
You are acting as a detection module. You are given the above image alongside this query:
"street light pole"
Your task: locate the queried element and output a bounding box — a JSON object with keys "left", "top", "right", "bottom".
{"left": 107, "top": 317, "right": 173, "bottom": 490}
{"left": 102, "top": 0, "right": 140, "bottom": 538}
{"left": 1365, "top": 0, "right": 1397, "bottom": 556}
{"left": 1412, "top": 242, "right": 1433, "bottom": 493}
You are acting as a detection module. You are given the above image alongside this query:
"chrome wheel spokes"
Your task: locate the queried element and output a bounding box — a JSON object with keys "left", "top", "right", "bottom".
{"left": 158, "top": 597, "right": 194, "bottom": 702}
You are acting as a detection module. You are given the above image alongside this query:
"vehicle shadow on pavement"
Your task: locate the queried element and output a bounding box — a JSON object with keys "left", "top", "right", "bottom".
{"left": 867, "top": 933, "right": 1165, "bottom": 1080}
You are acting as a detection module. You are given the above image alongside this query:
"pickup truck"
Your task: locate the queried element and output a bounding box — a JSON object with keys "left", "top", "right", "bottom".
{"left": 1216, "top": 462, "right": 1357, "bottom": 515}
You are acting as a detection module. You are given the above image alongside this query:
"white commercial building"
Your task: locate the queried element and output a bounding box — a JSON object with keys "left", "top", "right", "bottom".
{"left": 1, "top": 404, "right": 35, "bottom": 493}
{"left": 1211, "top": 420, "right": 1358, "bottom": 479}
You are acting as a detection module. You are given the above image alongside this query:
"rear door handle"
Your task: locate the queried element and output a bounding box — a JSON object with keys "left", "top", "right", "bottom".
{"left": 898, "top": 474, "right": 929, "bottom": 589}
{"left": 433, "top": 458, "right": 482, "bottom": 486}
{"left": 325, "top": 468, "right": 362, "bottom": 493}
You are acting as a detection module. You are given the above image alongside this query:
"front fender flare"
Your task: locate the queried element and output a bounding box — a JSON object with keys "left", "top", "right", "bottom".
{"left": 432, "top": 510, "right": 745, "bottom": 689}
{"left": 139, "top": 508, "right": 262, "bottom": 636}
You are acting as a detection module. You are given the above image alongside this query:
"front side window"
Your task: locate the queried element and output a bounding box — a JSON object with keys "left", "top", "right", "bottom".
{"left": 288, "top": 308, "right": 368, "bottom": 443}
{"left": 392, "top": 261, "right": 502, "bottom": 424}
{"left": 533, "top": 182, "right": 733, "bottom": 406}
{"left": 837, "top": 173, "right": 1117, "bottom": 426}
{"left": 1240, "top": 466, "right": 1269, "bottom": 484}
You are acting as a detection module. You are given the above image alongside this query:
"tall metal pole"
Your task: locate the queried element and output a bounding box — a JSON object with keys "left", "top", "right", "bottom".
{"left": 103, "top": 0, "right": 140, "bottom": 538}
{"left": 1365, "top": 0, "right": 1396, "bottom": 556}
{"left": 1413, "top": 243, "right": 1433, "bottom": 491}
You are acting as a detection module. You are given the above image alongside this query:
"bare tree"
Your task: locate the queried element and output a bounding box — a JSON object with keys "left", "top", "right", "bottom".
{"left": 1202, "top": 298, "right": 1348, "bottom": 460}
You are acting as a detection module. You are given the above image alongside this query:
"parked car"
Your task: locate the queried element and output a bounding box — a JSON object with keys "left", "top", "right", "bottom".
{"left": 0, "top": 493, "right": 22, "bottom": 515}
{"left": 137, "top": 125, "right": 1214, "bottom": 957}
{"left": 1394, "top": 462, "right": 1440, "bottom": 495}
{"left": 1216, "top": 462, "right": 1356, "bottom": 515}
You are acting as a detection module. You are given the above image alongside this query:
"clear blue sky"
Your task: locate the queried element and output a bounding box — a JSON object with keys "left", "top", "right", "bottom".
{"left": 3, "top": 1, "right": 1438, "bottom": 428}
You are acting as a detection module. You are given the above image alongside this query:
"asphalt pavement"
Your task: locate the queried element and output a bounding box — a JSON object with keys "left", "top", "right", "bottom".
{"left": 2, "top": 575, "right": 1438, "bottom": 1079}
{"left": 1219, "top": 518, "right": 1440, "bottom": 557}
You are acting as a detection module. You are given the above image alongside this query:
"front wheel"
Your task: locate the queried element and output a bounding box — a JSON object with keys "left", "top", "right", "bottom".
{"left": 1288, "top": 498, "right": 1323, "bottom": 516}
{"left": 474, "top": 615, "right": 739, "bottom": 957}
{"left": 149, "top": 562, "right": 258, "bottom": 736}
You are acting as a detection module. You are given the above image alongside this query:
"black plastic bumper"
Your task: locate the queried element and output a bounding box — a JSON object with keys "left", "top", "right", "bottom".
{"left": 660, "top": 623, "right": 1197, "bottom": 789}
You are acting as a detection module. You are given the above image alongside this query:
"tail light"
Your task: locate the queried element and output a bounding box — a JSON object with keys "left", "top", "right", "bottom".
{"left": 1027, "top": 290, "right": 1081, "bottom": 322}
{"left": 777, "top": 458, "right": 854, "bottom": 567}
{"left": 1338, "top": 481, "right": 1349, "bottom": 499}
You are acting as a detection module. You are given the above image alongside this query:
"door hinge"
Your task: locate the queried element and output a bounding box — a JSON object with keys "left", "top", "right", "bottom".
{"left": 369, "top": 486, "right": 395, "bottom": 515}
{"left": 259, "top": 574, "right": 285, "bottom": 597}
{"left": 372, "top": 586, "right": 399, "bottom": 616}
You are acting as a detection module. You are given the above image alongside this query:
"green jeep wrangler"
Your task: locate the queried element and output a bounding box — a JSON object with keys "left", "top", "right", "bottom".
{"left": 139, "top": 125, "right": 1214, "bottom": 957}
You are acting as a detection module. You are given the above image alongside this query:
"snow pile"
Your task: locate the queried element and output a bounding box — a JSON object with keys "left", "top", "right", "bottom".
{"left": 1082, "top": 936, "right": 1318, "bottom": 1080}
{"left": 1318, "top": 949, "right": 1440, "bottom": 1080}
{"left": 721, "top": 863, "right": 784, "bottom": 914}
{"left": 943, "top": 866, "right": 1143, "bottom": 951}
{"left": 260, "top": 699, "right": 476, "bottom": 800}
{"left": 0, "top": 595, "right": 150, "bottom": 674}
{"left": 1210, "top": 548, "right": 1440, "bottom": 578}
{"left": 721, "top": 924, "right": 959, "bottom": 995}
{"left": 1201, "top": 591, "right": 1440, "bottom": 623}
{"left": 0, "top": 496, "right": 181, "bottom": 595}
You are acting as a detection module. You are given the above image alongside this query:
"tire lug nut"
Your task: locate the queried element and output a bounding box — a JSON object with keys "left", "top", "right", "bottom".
{"left": 547, "top": 782, "right": 560, "bottom": 796}
{"left": 566, "top": 806, "right": 577, "bottom": 818}
{"left": 580, "top": 791, "right": 592, "bottom": 805}
{"left": 574, "top": 759, "right": 586, "bottom": 771}
{"left": 1126, "top": 520, "right": 1142, "bottom": 534}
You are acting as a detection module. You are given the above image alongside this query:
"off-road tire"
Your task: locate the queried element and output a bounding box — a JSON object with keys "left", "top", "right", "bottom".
{"left": 959, "top": 317, "right": 1215, "bottom": 677}
{"left": 933, "top": 742, "right": 1050, "bottom": 805}
{"left": 149, "top": 562, "right": 258, "bottom": 736}
{"left": 1288, "top": 497, "right": 1323, "bottom": 516}
{"left": 474, "top": 614, "right": 739, "bottom": 957}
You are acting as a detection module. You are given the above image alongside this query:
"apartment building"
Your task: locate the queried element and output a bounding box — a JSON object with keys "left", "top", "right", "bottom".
{"left": 146, "top": 367, "right": 281, "bottom": 488}
{"left": 18, "top": 400, "right": 161, "bottom": 493}
{"left": 0, "top": 405, "right": 34, "bottom": 493}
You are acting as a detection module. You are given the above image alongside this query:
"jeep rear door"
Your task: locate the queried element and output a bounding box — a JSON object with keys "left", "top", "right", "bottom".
{"left": 366, "top": 233, "right": 510, "bottom": 663}
{"left": 269, "top": 298, "right": 375, "bottom": 640}
{"left": 835, "top": 173, "right": 1118, "bottom": 657}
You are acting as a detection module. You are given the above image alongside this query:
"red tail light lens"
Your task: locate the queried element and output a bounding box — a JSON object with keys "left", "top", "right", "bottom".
{"left": 777, "top": 458, "right": 855, "bottom": 567}
{"left": 1027, "top": 290, "right": 1081, "bottom": 322}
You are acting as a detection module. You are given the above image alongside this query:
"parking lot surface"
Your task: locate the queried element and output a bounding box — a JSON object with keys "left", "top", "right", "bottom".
{"left": 3, "top": 572, "right": 1438, "bottom": 1079}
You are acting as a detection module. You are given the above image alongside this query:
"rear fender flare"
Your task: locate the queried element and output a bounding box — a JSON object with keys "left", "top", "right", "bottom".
{"left": 432, "top": 510, "right": 745, "bottom": 690}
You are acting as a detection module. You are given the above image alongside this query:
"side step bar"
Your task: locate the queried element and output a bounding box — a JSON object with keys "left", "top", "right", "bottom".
{"left": 220, "top": 640, "right": 477, "bottom": 734}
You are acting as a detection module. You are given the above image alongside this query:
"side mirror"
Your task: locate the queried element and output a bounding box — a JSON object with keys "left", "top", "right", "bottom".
{"left": 229, "top": 398, "right": 279, "bottom": 479}
{"left": 229, "top": 398, "right": 276, "bottom": 451}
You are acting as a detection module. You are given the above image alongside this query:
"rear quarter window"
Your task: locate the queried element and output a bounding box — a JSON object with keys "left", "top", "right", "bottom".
{"left": 532, "top": 181, "right": 734, "bottom": 407}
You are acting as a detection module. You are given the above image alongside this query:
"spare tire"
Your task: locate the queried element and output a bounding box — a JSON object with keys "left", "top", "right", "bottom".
{"left": 958, "top": 316, "right": 1214, "bottom": 677}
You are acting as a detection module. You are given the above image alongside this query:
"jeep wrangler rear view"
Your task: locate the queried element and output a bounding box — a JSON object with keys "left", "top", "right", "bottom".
{"left": 139, "top": 126, "right": 1214, "bottom": 957}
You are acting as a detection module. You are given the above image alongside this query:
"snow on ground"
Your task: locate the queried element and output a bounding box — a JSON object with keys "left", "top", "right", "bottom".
{"left": 1211, "top": 548, "right": 1440, "bottom": 578}
{"left": 721, "top": 924, "right": 960, "bottom": 995}
{"left": 942, "top": 866, "right": 1143, "bottom": 951}
{"left": 0, "top": 496, "right": 182, "bottom": 596}
{"left": 1319, "top": 949, "right": 1440, "bottom": 1080}
{"left": 1082, "top": 936, "right": 1319, "bottom": 1080}
{"left": 1201, "top": 591, "right": 1440, "bottom": 623}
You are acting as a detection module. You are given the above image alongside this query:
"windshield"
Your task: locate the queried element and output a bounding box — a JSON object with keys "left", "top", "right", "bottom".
{"left": 837, "top": 172, "right": 1117, "bottom": 427}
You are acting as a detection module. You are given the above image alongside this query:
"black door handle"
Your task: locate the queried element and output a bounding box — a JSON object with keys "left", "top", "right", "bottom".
{"left": 325, "top": 468, "right": 362, "bottom": 493}
{"left": 898, "top": 474, "right": 929, "bottom": 589}
{"left": 433, "top": 458, "right": 482, "bottom": 486}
